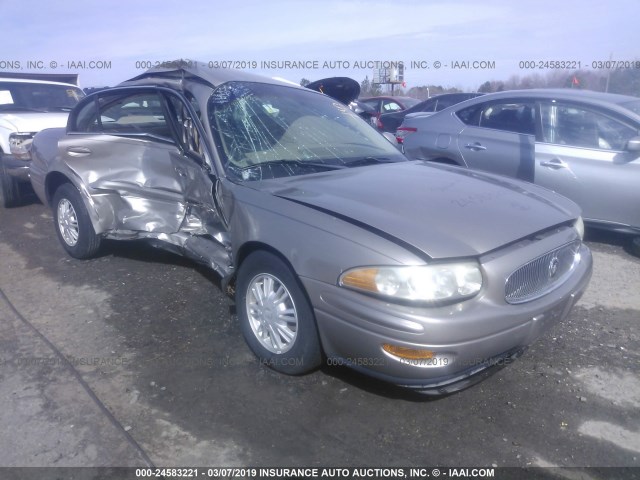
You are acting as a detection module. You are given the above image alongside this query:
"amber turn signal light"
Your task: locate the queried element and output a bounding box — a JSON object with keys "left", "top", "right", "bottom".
{"left": 382, "top": 344, "right": 435, "bottom": 360}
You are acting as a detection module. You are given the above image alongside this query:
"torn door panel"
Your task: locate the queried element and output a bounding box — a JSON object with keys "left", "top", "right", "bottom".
{"left": 61, "top": 137, "right": 233, "bottom": 276}
{"left": 60, "top": 135, "right": 188, "bottom": 233}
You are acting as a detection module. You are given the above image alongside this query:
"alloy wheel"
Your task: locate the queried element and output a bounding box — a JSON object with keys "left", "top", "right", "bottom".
{"left": 57, "top": 198, "right": 79, "bottom": 246}
{"left": 246, "top": 273, "right": 298, "bottom": 354}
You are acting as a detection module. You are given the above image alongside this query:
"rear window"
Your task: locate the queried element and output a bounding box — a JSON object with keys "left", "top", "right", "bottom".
{"left": 401, "top": 98, "right": 421, "bottom": 108}
{"left": 435, "top": 95, "right": 467, "bottom": 111}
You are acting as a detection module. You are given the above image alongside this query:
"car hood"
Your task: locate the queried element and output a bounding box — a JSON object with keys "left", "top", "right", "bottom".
{"left": 257, "top": 161, "right": 579, "bottom": 259}
{"left": 0, "top": 112, "right": 70, "bottom": 132}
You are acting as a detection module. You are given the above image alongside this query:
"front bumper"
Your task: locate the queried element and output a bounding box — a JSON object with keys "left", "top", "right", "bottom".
{"left": 1, "top": 154, "right": 31, "bottom": 182}
{"left": 302, "top": 231, "right": 592, "bottom": 395}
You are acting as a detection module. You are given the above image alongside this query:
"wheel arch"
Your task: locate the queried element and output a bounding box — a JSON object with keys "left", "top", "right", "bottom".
{"left": 233, "top": 241, "right": 325, "bottom": 372}
{"left": 45, "top": 171, "right": 106, "bottom": 235}
{"left": 45, "top": 171, "right": 74, "bottom": 206}
{"left": 232, "top": 240, "right": 321, "bottom": 331}
{"left": 233, "top": 241, "right": 300, "bottom": 288}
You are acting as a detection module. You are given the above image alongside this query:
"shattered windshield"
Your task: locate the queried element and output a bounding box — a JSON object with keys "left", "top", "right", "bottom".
{"left": 0, "top": 82, "right": 85, "bottom": 112}
{"left": 208, "top": 81, "right": 405, "bottom": 181}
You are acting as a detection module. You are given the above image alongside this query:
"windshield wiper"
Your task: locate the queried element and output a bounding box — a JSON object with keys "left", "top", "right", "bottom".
{"left": 344, "top": 156, "right": 396, "bottom": 167}
{"left": 240, "top": 159, "right": 346, "bottom": 171}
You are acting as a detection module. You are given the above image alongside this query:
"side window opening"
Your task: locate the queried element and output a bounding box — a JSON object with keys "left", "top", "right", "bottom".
{"left": 479, "top": 102, "right": 535, "bottom": 135}
{"left": 73, "top": 99, "right": 100, "bottom": 132}
{"left": 186, "top": 92, "right": 202, "bottom": 120}
{"left": 74, "top": 91, "right": 173, "bottom": 141}
{"left": 456, "top": 104, "right": 483, "bottom": 126}
{"left": 165, "top": 93, "right": 205, "bottom": 160}
{"left": 541, "top": 102, "right": 638, "bottom": 151}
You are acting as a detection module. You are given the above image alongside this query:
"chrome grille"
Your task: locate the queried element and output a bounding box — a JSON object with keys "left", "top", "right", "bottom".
{"left": 505, "top": 240, "right": 581, "bottom": 304}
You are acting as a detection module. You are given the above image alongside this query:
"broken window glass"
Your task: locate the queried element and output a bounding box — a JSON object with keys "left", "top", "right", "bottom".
{"left": 208, "top": 81, "right": 405, "bottom": 181}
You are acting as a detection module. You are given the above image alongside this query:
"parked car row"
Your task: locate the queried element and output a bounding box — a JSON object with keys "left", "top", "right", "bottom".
{"left": 399, "top": 89, "right": 640, "bottom": 235}
{"left": 1, "top": 63, "right": 596, "bottom": 396}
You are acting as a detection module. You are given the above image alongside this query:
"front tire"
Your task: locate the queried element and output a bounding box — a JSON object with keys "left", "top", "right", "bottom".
{"left": 0, "top": 158, "right": 21, "bottom": 208}
{"left": 52, "top": 183, "right": 101, "bottom": 259}
{"left": 236, "top": 251, "right": 322, "bottom": 375}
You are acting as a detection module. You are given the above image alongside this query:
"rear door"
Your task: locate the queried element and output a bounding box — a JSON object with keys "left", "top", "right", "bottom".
{"left": 535, "top": 100, "right": 640, "bottom": 227}
{"left": 62, "top": 88, "right": 207, "bottom": 233}
{"left": 455, "top": 99, "right": 537, "bottom": 181}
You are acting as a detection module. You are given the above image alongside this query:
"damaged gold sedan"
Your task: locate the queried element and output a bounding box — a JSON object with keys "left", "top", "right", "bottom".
{"left": 29, "top": 63, "right": 592, "bottom": 395}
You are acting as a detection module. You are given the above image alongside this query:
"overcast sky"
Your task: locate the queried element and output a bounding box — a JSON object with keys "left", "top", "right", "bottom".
{"left": 1, "top": 0, "right": 637, "bottom": 90}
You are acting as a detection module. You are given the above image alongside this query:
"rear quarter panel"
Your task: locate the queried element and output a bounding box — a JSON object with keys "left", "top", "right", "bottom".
{"left": 29, "top": 127, "right": 68, "bottom": 205}
{"left": 403, "top": 112, "right": 465, "bottom": 164}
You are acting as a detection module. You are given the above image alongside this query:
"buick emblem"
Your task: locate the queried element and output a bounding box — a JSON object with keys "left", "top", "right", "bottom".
{"left": 548, "top": 256, "right": 560, "bottom": 278}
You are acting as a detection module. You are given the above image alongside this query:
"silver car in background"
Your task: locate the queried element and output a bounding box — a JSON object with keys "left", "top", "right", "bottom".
{"left": 400, "top": 89, "right": 640, "bottom": 235}
{"left": 29, "top": 64, "right": 592, "bottom": 395}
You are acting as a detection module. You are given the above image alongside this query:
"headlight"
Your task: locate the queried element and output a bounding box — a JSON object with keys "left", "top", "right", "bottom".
{"left": 573, "top": 216, "right": 585, "bottom": 240}
{"left": 9, "top": 132, "right": 36, "bottom": 160}
{"left": 339, "top": 262, "right": 483, "bottom": 304}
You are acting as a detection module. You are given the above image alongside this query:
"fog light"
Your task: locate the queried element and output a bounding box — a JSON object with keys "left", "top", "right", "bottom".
{"left": 382, "top": 344, "right": 435, "bottom": 360}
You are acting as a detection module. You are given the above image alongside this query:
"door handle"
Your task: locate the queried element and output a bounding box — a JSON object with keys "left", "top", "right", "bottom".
{"left": 464, "top": 143, "right": 487, "bottom": 151}
{"left": 540, "top": 159, "right": 568, "bottom": 169}
{"left": 66, "top": 146, "right": 92, "bottom": 157}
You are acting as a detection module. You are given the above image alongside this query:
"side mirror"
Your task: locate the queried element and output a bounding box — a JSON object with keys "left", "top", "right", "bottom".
{"left": 382, "top": 132, "right": 398, "bottom": 145}
{"left": 626, "top": 136, "right": 640, "bottom": 152}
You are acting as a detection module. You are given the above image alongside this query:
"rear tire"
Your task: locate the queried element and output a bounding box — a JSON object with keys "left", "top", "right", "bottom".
{"left": 0, "top": 158, "right": 22, "bottom": 208}
{"left": 236, "top": 251, "right": 322, "bottom": 375}
{"left": 52, "top": 183, "right": 101, "bottom": 259}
